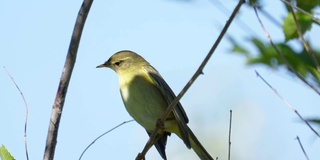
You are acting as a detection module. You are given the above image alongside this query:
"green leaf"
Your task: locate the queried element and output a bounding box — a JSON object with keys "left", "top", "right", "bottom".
{"left": 296, "top": 0, "right": 320, "bottom": 12}
{"left": 282, "top": 11, "right": 313, "bottom": 41}
{"left": 0, "top": 145, "right": 15, "bottom": 160}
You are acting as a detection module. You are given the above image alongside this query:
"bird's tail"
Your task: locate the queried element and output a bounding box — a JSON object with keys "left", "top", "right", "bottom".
{"left": 187, "top": 126, "right": 213, "bottom": 160}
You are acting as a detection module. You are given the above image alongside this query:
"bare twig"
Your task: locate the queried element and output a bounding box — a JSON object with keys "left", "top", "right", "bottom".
{"left": 228, "top": 110, "right": 232, "bottom": 160}
{"left": 280, "top": 0, "right": 320, "bottom": 24}
{"left": 79, "top": 120, "right": 134, "bottom": 160}
{"left": 253, "top": 6, "right": 320, "bottom": 95}
{"left": 286, "top": 0, "right": 320, "bottom": 73}
{"left": 43, "top": 1, "right": 93, "bottom": 160}
{"left": 255, "top": 70, "right": 320, "bottom": 138}
{"left": 4, "top": 67, "right": 29, "bottom": 160}
{"left": 136, "top": 0, "right": 246, "bottom": 159}
{"left": 295, "top": 136, "right": 310, "bottom": 160}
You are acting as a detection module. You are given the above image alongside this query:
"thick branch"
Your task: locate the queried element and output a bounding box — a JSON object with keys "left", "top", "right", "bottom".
{"left": 43, "top": 1, "right": 93, "bottom": 160}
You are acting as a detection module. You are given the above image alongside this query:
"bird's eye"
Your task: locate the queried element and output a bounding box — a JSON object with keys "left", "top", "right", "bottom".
{"left": 114, "top": 60, "right": 123, "bottom": 66}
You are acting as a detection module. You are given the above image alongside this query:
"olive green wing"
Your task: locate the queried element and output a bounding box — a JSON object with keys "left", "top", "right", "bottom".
{"left": 148, "top": 69, "right": 191, "bottom": 148}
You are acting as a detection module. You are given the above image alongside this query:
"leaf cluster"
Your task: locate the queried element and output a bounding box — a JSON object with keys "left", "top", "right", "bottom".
{"left": 230, "top": 0, "right": 320, "bottom": 126}
{"left": 231, "top": 0, "right": 320, "bottom": 87}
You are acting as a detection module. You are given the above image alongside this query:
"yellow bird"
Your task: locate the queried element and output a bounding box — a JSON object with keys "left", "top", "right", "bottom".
{"left": 97, "top": 50, "right": 213, "bottom": 160}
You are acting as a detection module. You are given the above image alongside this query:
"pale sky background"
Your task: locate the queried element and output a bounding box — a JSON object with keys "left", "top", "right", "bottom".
{"left": 1, "top": 0, "right": 320, "bottom": 160}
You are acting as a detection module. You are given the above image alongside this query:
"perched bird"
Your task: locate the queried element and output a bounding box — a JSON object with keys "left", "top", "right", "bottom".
{"left": 97, "top": 50, "right": 213, "bottom": 160}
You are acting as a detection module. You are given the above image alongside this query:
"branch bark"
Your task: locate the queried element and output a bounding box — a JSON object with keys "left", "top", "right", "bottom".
{"left": 43, "top": 1, "right": 93, "bottom": 160}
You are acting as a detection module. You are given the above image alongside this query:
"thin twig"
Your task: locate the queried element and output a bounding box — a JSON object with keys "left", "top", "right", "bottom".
{"left": 4, "top": 67, "right": 29, "bottom": 160}
{"left": 255, "top": 70, "right": 320, "bottom": 138}
{"left": 295, "top": 136, "right": 310, "bottom": 160}
{"left": 136, "top": 0, "right": 246, "bottom": 159}
{"left": 43, "top": 1, "right": 93, "bottom": 160}
{"left": 253, "top": 6, "right": 320, "bottom": 95}
{"left": 79, "top": 120, "right": 134, "bottom": 160}
{"left": 280, "top": 0, "right": 320, "bottom": 24}
{"left": 286, "top": 0, "right": 320, "bottom": 73}
{"left": 228, "top": 110, "right": 232, "bottom": 160}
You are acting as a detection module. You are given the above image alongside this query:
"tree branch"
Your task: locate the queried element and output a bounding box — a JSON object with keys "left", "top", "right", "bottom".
{"left": 4, "top": 67, "right": 29, "bottom": 160}
{"left": 43, "top": 1, "right": 93, "bottom": 160}
{"left": 228, "top": 110, "right": 232, "bottom": 160}
{"left": 295, "top": 136, "right": 310, "bottom": 160}
{"left": 79, "top": 120, "right": 134, "bottom": 160}
{"left": 255, "top": 71, "right": 320, "bottom": 138}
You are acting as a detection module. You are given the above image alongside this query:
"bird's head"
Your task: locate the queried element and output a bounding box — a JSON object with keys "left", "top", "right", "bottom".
{"left": 97, "top": 50, "right": 149, "bottom": 74}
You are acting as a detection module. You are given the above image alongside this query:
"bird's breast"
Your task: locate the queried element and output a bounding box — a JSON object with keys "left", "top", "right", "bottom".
{"left": 118, "top": 72, "right": 168, "bottom": 131}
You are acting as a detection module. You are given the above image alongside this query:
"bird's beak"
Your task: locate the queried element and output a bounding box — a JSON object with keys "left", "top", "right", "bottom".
{"left": 96, "top": 62, "right": 108, "bottom": 68}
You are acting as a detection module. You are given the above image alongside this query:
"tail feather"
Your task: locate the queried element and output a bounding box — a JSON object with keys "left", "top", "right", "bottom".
{"left": 147, "top": 131, "right": 170, "bottom": 160}
{"left": 187, "top": 126, "right": 213, "bottom": 160}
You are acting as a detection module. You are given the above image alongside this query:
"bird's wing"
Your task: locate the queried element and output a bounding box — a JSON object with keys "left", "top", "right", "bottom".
{"left": 148, "top": 69, "right": 191, "bottom": 148}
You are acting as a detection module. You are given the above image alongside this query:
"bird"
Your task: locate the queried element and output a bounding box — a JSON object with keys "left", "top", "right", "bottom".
{"left": 97, "top": 50, "right": 213, "bottom": 160}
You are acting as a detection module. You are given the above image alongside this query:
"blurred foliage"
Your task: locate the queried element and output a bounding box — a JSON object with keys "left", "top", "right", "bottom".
{"left": 229, "top": 0, "right": 320, "bottom": 129}
{"left": 230, "top": 0, "right": 320, "bottom": 88}
{"left": 282, "top": 11, "right": 313, "bottom": 41}
{"left": 295, "top": 0, "right": 320, "bottom": 12}
{"left": 307, "top": 118, "right": 320, "bottom": 124}
{"left": 306, "top": 118, "right": 320, "bottom": 127}
{"left": 230, "top": 37, "right": 320, "bottom": 87}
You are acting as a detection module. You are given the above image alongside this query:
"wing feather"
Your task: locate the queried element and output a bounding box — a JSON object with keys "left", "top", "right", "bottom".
{"left": 147, "top": 67, "right": 191, "bottom": 148}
